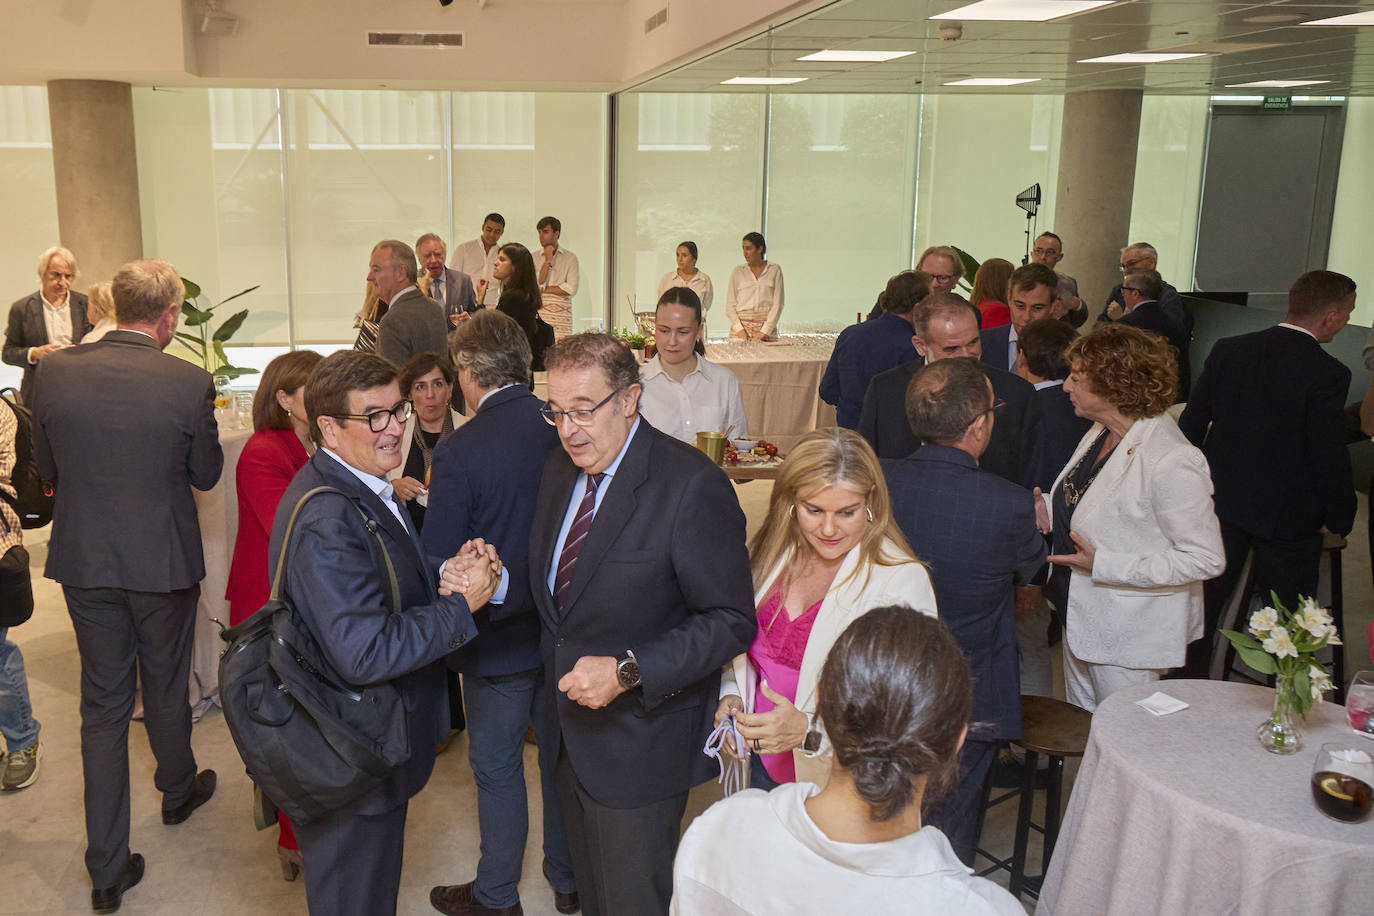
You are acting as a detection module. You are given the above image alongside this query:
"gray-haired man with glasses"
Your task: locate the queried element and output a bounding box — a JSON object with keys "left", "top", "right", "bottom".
{"left": 269, "top": 350, "right": 497, "bottom": 916}
{"left": 527, "top": 332, "right": 755, "bottom": 915}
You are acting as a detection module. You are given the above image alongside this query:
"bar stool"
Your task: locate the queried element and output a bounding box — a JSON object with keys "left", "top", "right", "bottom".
{"left": 975, "top": 695, "right": 1091, "bottom": 900}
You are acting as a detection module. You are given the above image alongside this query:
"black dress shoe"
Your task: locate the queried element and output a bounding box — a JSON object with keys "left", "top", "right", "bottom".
{"left": 162, "top": 769, "right": 216, "bottom": 825}
{"left": 91, "top": 853, "right": 144, "bottom": 913}
{"left": 543, "top": 858, "right": 579, "bottom": 914}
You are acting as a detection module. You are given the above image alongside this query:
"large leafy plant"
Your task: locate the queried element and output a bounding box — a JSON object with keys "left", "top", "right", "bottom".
{"left": 177, "top": 278, "right": 259, "bottom": 378}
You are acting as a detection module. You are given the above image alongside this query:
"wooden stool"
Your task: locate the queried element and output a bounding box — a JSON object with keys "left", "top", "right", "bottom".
{"left": 1009, "top": 696, "right": 1091, "bottom": 900}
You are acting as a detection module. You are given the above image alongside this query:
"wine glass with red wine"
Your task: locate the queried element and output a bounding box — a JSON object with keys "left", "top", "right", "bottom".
{"left": 1311, "top": 743, "right": 1373, "bottom": 823}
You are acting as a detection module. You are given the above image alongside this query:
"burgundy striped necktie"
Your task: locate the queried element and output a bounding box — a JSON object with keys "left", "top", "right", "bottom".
{"left": 554, "top": 472, "right": 604, "bottom": 611}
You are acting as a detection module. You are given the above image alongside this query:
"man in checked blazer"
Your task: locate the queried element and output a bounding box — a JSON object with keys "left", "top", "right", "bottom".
{"left": 3, "top": 246, "right": 93, "bottom": 405}
{"left": 528, "top": 332, "right": 755, "bottom": 916}
{"left": 882, "top": 357, "right": 1047, "bottom": 866}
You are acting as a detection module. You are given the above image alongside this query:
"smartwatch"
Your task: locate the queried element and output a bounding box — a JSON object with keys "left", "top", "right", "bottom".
{"left": 616, "top": 650, "right": 641, "bottom": 690}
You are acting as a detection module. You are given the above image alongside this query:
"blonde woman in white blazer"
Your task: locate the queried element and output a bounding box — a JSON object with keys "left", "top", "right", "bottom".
{"left": 716, "top": 428, "right": 937, "bottom": 789}
{"left": 1046, "top": 325, "right": 1224, "bottom": 712}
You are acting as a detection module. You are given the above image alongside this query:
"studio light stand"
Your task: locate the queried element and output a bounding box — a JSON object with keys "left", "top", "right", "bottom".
{"left": 1016, "top": 183, "right": 1041, "bottom": 265}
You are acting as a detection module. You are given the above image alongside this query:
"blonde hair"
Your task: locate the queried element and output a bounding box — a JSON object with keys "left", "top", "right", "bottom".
{"left": 86, "top": 281, "right": 114, "bottom": 323}
{"left": 748, "top": 428, "right": 916, "bottom": 593}
{"left": 359, "top": 281, "right": 384, "bottom": 323}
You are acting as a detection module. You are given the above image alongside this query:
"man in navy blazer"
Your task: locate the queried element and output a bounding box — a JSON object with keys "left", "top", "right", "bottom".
{"left": 820, "top": 269, "right": 930, "bottom": 428}
{"left": 424, "top": 312, "right": 578, "bottom": 916}
{"left": 1178, "top": 270, "right": 1357, "bottom": 677}
{"left": 883, "top": 357, "right": 1047, "bottom": 865}
{"left": 272, "top": 351, "right": 492, "bottom": 916}
{"left": 1117, "top": 269, "right": 1191, "bottom": 400}
{"left": 1016, "top": 318, "right": 1091, "bottom": 491}
{"left": 979, "top": 263, "right": 1063, "bottom": 375}
{"left": 860, "top": 293, "right": 1043, "bottom": 488}
{"left": 529, "top": 332, "right": 755, "bottom": 915}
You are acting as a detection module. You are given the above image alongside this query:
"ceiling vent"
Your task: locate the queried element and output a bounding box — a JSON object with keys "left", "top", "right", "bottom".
{"left": 368, "top": 31, "right": 465, "bottom": 49}
{"left": 645, "top": 7, "right": 668, "bottom": 35}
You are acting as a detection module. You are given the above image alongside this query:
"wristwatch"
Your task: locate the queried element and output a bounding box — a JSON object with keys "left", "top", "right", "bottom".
{"left": 802, "top": 716, "right": 822, "bottom": 753}
{"left": 616, "top": 650, "right": 641, "bottom": 690}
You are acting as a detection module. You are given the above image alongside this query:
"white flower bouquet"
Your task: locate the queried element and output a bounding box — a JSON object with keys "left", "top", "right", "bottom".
{"left": 1220, "top": 593, "right": 1339, "bottom": 718}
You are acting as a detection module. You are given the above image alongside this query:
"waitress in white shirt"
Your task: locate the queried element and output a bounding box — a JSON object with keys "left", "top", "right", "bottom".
{"left": 658, "top": 241, "right": 714, "bottom": 337}
{"left": 639, "top": 287, "right": 748, "bottom": 444}
{"left": 726, "top": 232, "right": 784, "bottom": 341}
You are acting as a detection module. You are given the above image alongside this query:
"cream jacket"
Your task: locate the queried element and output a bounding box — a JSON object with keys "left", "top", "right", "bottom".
{"left": 1050, "top": 414, "right": 1225, "bottom": 669}
{"left": 720, "top": 538, "right": 937, "bottom": 787}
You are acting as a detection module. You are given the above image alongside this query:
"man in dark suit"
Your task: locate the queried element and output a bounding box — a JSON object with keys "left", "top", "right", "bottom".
{"left": 417, "top": 232, "right": 478, "bottom": 325}
{"left": 980, "top": 262, "right": 1063, "bottom": 375}
{"left": 820, "top": 270, "right": 930, "bottom": 429}
{"left": 1016, "top": 318, "right": 1090, "bottom": 491}
{"left": 31, "top": 259, "right": 222, "bottom": 913}
{"left": 1178, "top": 270, "right": 1357, "bottom": 678}
{"left": 1116, "top": 268, "right": 1191, "bottom": 400}
{"left": 4, "top": 246, "right": 94, "bottom": 405}
{"left": 860, "top": 292, "right": 1043, "bottom": 488}
{"left": 272, "top": 350, "right": 493, "bottom": 916}
{"left": 883, "top": 357, "right": 1047, "bottom": 865}
{"left": 370, "top": 239, "right": 452, "bottom": 372}
{"left": 1098, "top": 241, "right": 1191, "bottom": 335}
{"left": 529, "top": 332, "right": 755, "bottom": 915}
{"left": 426, "top": 311, "right": 577, "bottom": 916}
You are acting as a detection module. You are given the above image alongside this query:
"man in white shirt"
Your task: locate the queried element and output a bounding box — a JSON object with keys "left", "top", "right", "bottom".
{"left": 451, "top": 213, "right": 506, "bottom": 307}
{"left": 4, "top": 246, "right": 93, "bottom": 404}
{"left": 536, "top": 216, "right": 579, "bottom": 340}
{"left": 639, "top": 288, "right": 748, "bottom": 444}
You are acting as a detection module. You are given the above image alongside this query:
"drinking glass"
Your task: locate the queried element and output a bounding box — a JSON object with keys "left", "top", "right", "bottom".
{"left": 1347, "top": 671, "right": 1374, "bottom": 739}
{"left": 1310, "top": 742, "right": 1373, "bottom": 823}
{"left": 213, "top": 375, "right": 234, "bottom": 428}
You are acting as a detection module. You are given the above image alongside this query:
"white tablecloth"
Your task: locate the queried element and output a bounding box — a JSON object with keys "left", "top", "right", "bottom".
{"left": 1037, "top": 680, "right": 1374, "bottom": 916}
{"left": 705, "top": 336, "right": 837, "bottom": 453}
{"left": 188, "top": 426, "right": 252, "bottom": 710}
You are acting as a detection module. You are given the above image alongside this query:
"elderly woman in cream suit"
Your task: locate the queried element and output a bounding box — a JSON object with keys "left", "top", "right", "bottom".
{"left": 716, "top": 428, "right": 937, "bottom": 789}
{"left": 1045, "top": 325, "right": 1224, "bottom": 712}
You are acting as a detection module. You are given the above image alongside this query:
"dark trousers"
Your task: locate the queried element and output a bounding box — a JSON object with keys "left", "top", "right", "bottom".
{"left": 463, "top": 667, "right": 573, "bottom": 908}
{"left": 925, "top": 737, "right": 999, "bottom": 866}
{"left": 555, "top": 746, "right": 688, "bottom": 916}
{"left": 294, "top": 802, "right": 408, "bottom": 916}
{"left": 1183, "top": 522, "right": 1322, "bottom": 678}
{"left": 63, "top": 584, "right": 200, "bottom": 887}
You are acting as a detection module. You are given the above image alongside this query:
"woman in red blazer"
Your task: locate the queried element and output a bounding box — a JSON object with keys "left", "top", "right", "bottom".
{"left": 224, "top": 348, "right": 322, "bottom": 880}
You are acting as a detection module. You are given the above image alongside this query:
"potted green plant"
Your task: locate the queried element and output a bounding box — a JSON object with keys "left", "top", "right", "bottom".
{"left": 176, "top": 278, "right": 259, "bottom": 379}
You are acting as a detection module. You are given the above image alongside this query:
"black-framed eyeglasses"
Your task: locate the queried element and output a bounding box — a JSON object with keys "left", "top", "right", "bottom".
{"left": 1032, "top": 247, "right": 1060, "bottom": 258}
{"left": 331, "top": 399, "right": 413, "bottom": 433}
{"left": 540, "top": 389, "right": 620, "bottom": 428}
{"left": 1121, "top": 286, "right": 1142, "bottom": 294}
{"left": 928, "top": 273, "right": 955, "bottom": 284}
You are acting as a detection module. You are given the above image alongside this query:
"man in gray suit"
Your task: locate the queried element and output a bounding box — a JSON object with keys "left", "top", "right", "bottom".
{"left": 3, "top": 246, "right": 94, "bottom": 405}
{"left": 371, "top": 239, "right": 452, "bottom": 372}
{"left": 32, "top": 258, "right": 222, "bottom": 913}
{"left": 416, "top": 232, "right": 477, "bottom": 325}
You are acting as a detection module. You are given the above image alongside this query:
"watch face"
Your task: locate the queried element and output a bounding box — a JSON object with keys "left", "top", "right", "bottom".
{"left": 617, "top": 659, "right": 641, "bottom": 688}
{"left": 803, "top": 729, "right": 821, "bottom": 753}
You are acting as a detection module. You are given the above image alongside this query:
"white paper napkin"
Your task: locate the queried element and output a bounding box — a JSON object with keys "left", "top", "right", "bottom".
{"left": 1136, "top": 692, "right": 1189, "bottom": 716}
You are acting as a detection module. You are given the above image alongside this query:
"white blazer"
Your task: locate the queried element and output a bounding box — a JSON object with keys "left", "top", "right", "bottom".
{"left": 387, "top": 409, "right": 467, "bottom": 484}
{"left": 720, "top": 538, "right": 937, "bottom": 787}
{"left": 1049, "top": 413, "right": 1225, "bottom": 670}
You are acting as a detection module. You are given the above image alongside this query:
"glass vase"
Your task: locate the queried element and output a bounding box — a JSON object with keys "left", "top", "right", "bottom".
{"left": 1257, "top": 672, "right": 1303, "bottom": 755}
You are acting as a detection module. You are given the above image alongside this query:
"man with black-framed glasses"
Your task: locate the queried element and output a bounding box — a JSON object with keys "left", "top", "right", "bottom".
{"left": 1116, "top": 268, "right": 1191, "bottom": 400}
{"left": 1098, "top": 241, "right": 1191, "bottom": 334}
{"left": 527, "top": 332, "right": 755, "bottom": 916}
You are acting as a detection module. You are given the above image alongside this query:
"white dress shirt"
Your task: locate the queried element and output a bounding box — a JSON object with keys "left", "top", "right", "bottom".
{"left": 725, "top": 262, "right": 784, "bottom": 337}
{"left": 452, "top": 237, "right": 501, "bottom": 306}
{"left": 657, "top": 269, "right": 714, "bottom": 315}
{"left": 321, "top": 448, "right": 410, "bottom": 531}
{"left": 33, "top": 292, "right": 73, "bottom": 362}
{"left": 1005, "top": 324, "right": 1019, "bottom": 372}
{"left": 639, "top": 355, "right": 748, "bottom": 445}
{"left": 541, "top": 247, "right": 580, "bottom": 299}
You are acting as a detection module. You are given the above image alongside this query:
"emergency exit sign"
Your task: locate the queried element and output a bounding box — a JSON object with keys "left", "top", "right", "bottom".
{"left": 1262, "top": 96, "right": 1292, "bottom": 111}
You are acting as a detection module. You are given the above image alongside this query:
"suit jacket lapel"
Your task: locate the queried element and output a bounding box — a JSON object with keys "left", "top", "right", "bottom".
{"left": 315, "top": 453, "right": 430, "bottom": 588}
{"left": 1072, "top": 418, "right": 1150, "bottom": 525}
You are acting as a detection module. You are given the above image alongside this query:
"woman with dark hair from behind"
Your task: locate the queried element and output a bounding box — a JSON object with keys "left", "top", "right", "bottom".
{"left": 969, "top": 258, "right": 1014, "bottom": 329}
{"left": 483, "top": 242, "right": 554, "bottom": 374}
{"left": 673, "top": 608, "right": 1023, "bottom": 914}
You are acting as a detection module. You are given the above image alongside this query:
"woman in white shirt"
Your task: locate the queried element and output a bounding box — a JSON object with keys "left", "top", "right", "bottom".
{"left": 673, "top": 607, "right": 1023, "bottom": 916}
{"left": 657, "top": 241, "right": 714, "bottom": 336}
{"left": 726, "top": 232, "right": 784, "bottom": 341}
{"left": 639, "top": 287, "right": 747, "bottom": 444}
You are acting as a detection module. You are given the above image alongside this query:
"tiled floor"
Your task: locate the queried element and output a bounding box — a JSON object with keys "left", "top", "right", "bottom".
{"left": 2, "top": 484, "right": 1369, "bottom": 915}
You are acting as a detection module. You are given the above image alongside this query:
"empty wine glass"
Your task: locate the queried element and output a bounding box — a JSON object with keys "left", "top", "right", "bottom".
{"left": 1348, "top": 671, "right": 1374, "bottom": 739}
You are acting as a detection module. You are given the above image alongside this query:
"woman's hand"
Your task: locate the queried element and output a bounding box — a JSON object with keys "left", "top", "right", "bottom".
{"left": 736, "top": 683, "right": 809, "bottom": 756}
{"left": 392, "top": 476, "right": 426, "bottom": 503}
{"left": 1047, "top": 529, "right": 1096, "bottom": 575}
{"left": 715, "top": 694, "right": 745, "bottom": 758}
{"left": 474, "top": 277, "right": 489, "bottom": 301}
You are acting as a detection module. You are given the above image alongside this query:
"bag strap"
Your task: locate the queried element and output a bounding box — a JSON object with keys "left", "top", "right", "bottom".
{"left": 269, "top": 486, "right": 402, "bottom": 613}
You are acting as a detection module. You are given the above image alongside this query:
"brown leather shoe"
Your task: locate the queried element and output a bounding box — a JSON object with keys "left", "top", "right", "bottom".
{"left": 429, "top": 881, "right": 523, "bottom": 915}
{"left": 543, "top": 859, "right": 580, "bottom": 914}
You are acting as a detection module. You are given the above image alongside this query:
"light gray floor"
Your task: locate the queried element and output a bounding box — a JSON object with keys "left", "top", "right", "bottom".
{"left": 2, "top": 486, "right": 1368, "bottom": 915}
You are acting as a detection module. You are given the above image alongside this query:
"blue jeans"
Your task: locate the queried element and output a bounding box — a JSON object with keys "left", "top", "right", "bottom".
{"left": 0, "top": 627, "right": 40, "bottom": 752}
{"left": 464, "top": 667, "right": 574, "bottom": 908}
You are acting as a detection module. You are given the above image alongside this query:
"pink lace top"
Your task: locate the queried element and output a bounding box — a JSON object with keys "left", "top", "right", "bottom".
{"left": 747, "top": 582, "right": 823, "bottom": 784}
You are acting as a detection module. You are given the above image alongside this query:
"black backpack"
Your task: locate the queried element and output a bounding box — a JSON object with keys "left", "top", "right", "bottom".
{"left": 0, "top": 389, "right": 54, "bottom": 529}
{"left": 218, "top": 487, "right": 411, "bottom": 826}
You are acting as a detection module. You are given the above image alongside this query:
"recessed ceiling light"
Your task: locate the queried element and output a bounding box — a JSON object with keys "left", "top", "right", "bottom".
{"left": 720, "top": 77, "right": 808, "bottom": 85}
{"left": 932, "top": 1, "right": 1117, "bottom": 22}
{"left": 1302, "top": 12, "right": 1374, "bottom": 26}
{"left": 1079, "top": 52, "right": 1208, "bottom": 63}
{"left": 944, "top": 77, "right": 1041, "bottom": 86}
{"left": 1225, "top": 79, "right": 1331, "bottom": 89}
{"left": 796, "top": 50, "right": 917, "bottom": 63}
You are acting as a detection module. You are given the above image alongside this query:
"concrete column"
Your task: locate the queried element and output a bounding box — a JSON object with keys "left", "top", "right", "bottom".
{"left": 46, "top": 80, "right": 143, "bottom": 285}
{"left": 1054, "top": 90, "right": 1142, "bottom": 318}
